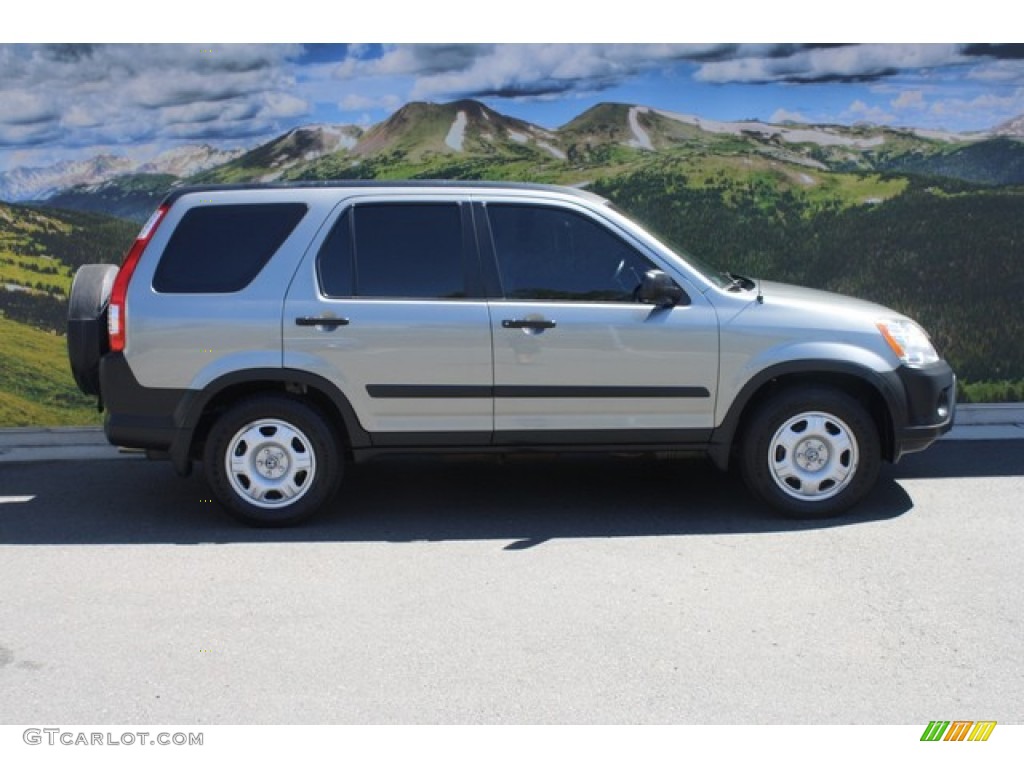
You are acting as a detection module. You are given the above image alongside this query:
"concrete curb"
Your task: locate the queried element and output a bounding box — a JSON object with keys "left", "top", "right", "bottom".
{"left": 0, "top": 428, "right": 140, "bottom": 463}
{"left": 0, "top": 404, "right": 1020, "bottom": 464}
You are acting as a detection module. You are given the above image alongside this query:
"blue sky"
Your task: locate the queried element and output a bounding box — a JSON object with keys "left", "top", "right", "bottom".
{"left": 2, "top": 43, "right": 1023, "bottom": 172}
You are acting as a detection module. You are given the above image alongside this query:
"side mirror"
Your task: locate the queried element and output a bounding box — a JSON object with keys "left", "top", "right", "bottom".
{"left": 637, "top": 270, "right": 687, "bottom": 308}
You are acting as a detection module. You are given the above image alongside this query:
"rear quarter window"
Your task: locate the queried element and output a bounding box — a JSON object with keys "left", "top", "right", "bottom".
{"left": 152, "top": 203, "right": 307, "bottom": 293}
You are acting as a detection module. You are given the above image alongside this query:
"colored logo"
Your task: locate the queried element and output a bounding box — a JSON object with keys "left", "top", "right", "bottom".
{"left": 921, "top": 721, "right": 997, "bottom": 742}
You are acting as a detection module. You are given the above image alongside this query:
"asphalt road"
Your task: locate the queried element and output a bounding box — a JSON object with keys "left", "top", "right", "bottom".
{"left": 0, "top": 441, "right": 1021, "bottom": 724}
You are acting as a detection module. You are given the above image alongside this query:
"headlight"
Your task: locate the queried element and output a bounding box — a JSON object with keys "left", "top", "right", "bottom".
{"left": 876, "top": 319, "right": 940, "bottom": 366}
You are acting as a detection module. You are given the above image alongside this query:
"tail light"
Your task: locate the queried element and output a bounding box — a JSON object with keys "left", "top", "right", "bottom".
{"left": 108, "top": 204, "right": 168, "bottom": 353}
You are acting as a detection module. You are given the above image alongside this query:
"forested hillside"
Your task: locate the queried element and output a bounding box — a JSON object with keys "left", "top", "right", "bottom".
{"left": 592, "top": 171, "right": 1024, "bottom": 384}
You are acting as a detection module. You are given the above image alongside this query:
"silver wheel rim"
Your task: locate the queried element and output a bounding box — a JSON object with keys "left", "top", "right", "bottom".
{"left": 224, "top": 419, "right": 316, "bottom": 509}
{"left": 768, "top": 411, "right": 859, "bottom": 502}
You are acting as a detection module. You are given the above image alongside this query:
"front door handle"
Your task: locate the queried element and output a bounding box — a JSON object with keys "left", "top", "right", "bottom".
{"left": 501, "top": 318, "right": 556, "bottom": 330}
{"left": 295, "top": 316, "right": 350, "bottom": 327}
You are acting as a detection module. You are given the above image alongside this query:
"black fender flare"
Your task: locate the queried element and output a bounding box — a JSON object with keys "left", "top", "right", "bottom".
{"left": 708, "top": 360, "right": 906, "bottom": 470}
{"left": 168, "top": 368, "right": 370, "bottom": 474}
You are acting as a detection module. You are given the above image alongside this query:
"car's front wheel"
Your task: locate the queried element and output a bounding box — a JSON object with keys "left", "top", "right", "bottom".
{"left": 739, "top": 386, "right": 881, "bottom": 518}
{"left": 203, "top": 395, "right": 342, "bottom": 526}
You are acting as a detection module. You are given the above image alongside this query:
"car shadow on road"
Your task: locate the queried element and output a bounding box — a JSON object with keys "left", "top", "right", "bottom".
{"left": 0, "top": 443, "right": 940, "bottom": 546}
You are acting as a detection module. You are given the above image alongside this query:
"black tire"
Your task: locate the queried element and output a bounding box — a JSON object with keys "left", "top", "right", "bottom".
{"left": 202, "top": 395, "right": 343, "bottom": 527}
{"left": 739, "top": 386, "right": 880, "bottom": 519}
{"left": 66, "top": 264, "right": 118, "bottom": 396}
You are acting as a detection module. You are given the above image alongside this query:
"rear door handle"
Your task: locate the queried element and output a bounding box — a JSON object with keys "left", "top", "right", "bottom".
{"left": 295, "top": 316, "right": 350, "bottom": 327}
{"left": 501, "top": 318, "right": 556, "bottom": 330}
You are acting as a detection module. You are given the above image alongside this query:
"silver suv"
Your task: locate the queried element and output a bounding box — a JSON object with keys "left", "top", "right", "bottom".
{"left": 67, "top": 181, "right": 955, "bottom": 525}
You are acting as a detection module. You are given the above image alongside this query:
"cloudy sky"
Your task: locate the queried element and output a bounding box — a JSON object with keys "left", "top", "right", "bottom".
{"left": 2, "top": 43, "right": 1023, "bottom": 172}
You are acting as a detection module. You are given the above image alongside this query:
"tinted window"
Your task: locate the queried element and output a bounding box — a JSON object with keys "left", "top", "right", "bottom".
{"left": 316, "top": 210, "right": 354, "bottom": 298}
{"left": 153, "top": 203, "right": 306, "bottom": 293}
{"left": 487, "top": 205, "right": 655, "bottom": 302}
{"left": 349, "top": 203, "right": 464, "bottom": 299}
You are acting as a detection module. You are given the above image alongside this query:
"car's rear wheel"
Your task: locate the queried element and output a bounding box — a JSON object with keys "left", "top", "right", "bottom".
{"left": 203, "top": 395, "right": 342, "bottom": 526}
{"left": 66, "top": 264, "right": 118, "bottom": 396}
{"left": 740, "top": 386, "right": 880, "bottom": 518}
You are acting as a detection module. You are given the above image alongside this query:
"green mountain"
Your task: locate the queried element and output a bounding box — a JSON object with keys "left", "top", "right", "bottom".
{"left": 28, "top": 99, "right": 1024, "bottom": 218}
{"left": 290, "top": 100, "right": 573, "bottom": 182}
{"left": 869, "top": 136, "right": 1024, "bottom": 185}
{"left": 191, "top": 124, "right": 364, "bottom": 185}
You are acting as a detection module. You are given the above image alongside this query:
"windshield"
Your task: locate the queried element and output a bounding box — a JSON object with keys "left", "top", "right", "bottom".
{"left": 605, "top": 202, "right": 734, "bottom": 290}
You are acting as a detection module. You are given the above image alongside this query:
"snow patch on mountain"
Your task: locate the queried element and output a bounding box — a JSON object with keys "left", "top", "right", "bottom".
{"left": 303, "top": 124, "right": 360, "bottom": 153}
{"left": 0, "top": 155, "right": 133, "bottom": 201}
{"left": 137, "top": 144, "right": 243, "bottom": 177}
{"left": 654, "top": 109, "right": 887, "bottom": 148}
{"left": 993, "top": 113, "right": 1024, "bottom": 137}
{"left": 627, "top": 106, "right": 654, "bottom": 151}
{"left": 508, "top": 130, "right": 529, "bottom": 144}
{"left": 537, "top": 141, "right": 566, "bottom": 160}
{"left": 446, "top": 111, "right": 468, "bottom": 152}
{"left": 0, "top": 145, "right": 244, "bottom": 202}
{"left": 912, "top": 127, "right": 982, "bottom": 143}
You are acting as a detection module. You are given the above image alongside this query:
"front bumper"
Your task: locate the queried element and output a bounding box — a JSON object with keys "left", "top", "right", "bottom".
{"left": 892, "top": 361, "right": 956, "bottom": 460}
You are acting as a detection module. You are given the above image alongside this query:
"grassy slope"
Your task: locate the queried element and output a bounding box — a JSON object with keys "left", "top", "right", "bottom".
{"left": 0, "top": 203, "right": 134, "bottom": 426}
{"left": 0, "top": 316, "right": 100, "bottom": 426}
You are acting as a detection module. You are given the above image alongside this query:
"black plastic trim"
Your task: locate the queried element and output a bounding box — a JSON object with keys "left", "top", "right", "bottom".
{"left": 495, "top": 385, "right": 710, "bottom": 399}
{"left": 99, "top": 354, "right": 189, "bottom": 452}
{"left": 367, "top": 431, "right": 492, "bottom": 448}
{"left": 295, "top": 316, "right": 350, "bottom": 327}
{"left": 102, "top": 361, "right": 373, "bottom": 474}
{"left": 367, "top": 385, "right": 492, "bottom": 399}
{"left": 708, "top": 359, "right": 906, "bottom": 470}
{"left": 501, "top": 318, "right": 557, "bottom": 330}
{"left": 891, "top": 362, "right": 956, "bottom": 459}
{"left": 493, "top": 428, "right": 713, "bottom": 447}
{"left": 175, "top": 367, "right": 371, "bottom": 443}
{"left": 354, "top": 427, "right": 713, "bottom": 457}
{"left": 469, "top": 201, "right": 504, "bottom": 299}
{"left": 367, "top": 384, "right": 709, "bottom": 399}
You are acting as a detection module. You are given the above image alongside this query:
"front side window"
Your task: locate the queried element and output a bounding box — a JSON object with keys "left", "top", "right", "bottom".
{"left": 487, "top": 204, "right": 656, "bottom": 302}
{"left": 153, "top": 203, "right": 307, "bottom": 293}
{"left": 317, "top": 202, "right": 465, "bottom": 299}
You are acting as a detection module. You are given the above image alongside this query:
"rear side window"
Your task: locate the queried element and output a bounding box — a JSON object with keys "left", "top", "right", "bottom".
{"left": 153, "top": 203, "right": 307, "bottom": 293}
{"left": 317, "top": 203, "right": 465, "bottom": 299}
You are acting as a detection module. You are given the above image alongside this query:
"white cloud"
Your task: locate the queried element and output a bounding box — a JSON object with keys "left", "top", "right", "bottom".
{"left": 845, "top": 99, "right": 896, "bottom": 125}
{"left": 262, "top": 91, "right": 309, "bottom": 119}
{"left": 891, "top": 90, "right": 925, "bottom": 110}
{"left": 967, "top": 59, "right": 1024, "bottom": 82}
{"left": 0, "top": 44, "right": 307, "bottom": 150}
{"left": 927, "top": 88, "right": 1024, "bottom": 127}
{"left": 334, "top": 43, "right": 740, "bottom": 101}
{"left": 339, "top": 93, "right": 401, "bottom": 111}
{"left": 0, "top": 90, "right": 58, "bottom": 126}
{"left": 696, "top": 44, "right": 965, "bottom": 84}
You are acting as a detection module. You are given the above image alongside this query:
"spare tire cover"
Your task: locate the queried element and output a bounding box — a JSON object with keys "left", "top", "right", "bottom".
{"left": 67, "top": 264, "right": 119, "bottom": 396}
